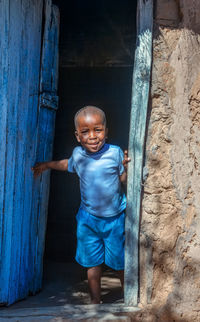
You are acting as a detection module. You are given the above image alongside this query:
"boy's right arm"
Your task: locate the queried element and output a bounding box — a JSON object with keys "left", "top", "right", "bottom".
{"left": 32, "top": 159, "right": 68, "bottom": 177}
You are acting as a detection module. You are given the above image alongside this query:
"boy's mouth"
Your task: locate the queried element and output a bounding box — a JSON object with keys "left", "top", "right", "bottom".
{"left": 85, "top": 141, "right": 105, "bottom": 152}
{"left": 89, "top": 143, "right": 98, "bottom": 147}
{"left": 87, "top": 142, "right": 101, "bottom": 151}
{"left": 89, "top": 144, "right": 98, "bottom": 150}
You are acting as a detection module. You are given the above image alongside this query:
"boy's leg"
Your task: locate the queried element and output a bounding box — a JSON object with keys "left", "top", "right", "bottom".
{"left": 87, "top": 265, "right": 102, "bottom": 304}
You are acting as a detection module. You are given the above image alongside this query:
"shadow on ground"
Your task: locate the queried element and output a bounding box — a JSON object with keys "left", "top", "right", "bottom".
{"left": 6, "top": 261, "right": 123, "bottom": 310}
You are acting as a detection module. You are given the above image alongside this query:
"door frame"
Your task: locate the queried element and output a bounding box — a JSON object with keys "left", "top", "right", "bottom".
{"left": 124, "top": 0, "right": 153, "bottom": 306}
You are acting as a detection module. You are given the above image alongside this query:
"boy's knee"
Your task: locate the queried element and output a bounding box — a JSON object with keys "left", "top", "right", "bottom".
{"left": 87, "top": 266, "right": 102, "bottom": 277}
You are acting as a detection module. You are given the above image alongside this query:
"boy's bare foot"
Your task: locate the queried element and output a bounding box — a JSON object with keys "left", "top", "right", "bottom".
{"left": 91, "top": 299, "right": 101, "bottom": 304}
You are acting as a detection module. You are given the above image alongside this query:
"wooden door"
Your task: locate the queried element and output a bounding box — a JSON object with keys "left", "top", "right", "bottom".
{"left": 0, "top": 0, "right": 59, "bottom": 305}
{"left": 31, "top": 0, "right": 59, "bottom": 295}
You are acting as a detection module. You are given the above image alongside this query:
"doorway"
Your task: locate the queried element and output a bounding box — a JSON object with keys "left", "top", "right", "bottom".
{"left": 44, "top": 0, "right": 137, "bottom": 305}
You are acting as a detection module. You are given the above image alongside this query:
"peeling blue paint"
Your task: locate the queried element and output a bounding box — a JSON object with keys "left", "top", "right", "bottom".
{"left": 0, "top": 0, "right": 59, "bottom": 305}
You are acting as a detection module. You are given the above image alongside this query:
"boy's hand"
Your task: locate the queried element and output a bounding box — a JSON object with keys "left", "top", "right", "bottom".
{"left": 32, "top": 159, "right": 68, "bottom": 177}
{"left": 31, "top": 162, "right": 48, "bottom": 178}
{"left": 122, "top": 150, "right": 131, "bottom": 171}
{"left": 120, "top": 150, "right": 131, "bottom": 184}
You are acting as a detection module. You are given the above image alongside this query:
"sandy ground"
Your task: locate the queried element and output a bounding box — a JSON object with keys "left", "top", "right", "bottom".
{"left": 0, "top": 262, "right": 142, "bottom": 321}
{"left": 5, "top": 260, "right": 123, "bottom": 310}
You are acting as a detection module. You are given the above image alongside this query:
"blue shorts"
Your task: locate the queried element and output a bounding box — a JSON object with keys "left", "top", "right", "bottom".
{"left": 75, "top": 208, "right": 125, "bottom": 270}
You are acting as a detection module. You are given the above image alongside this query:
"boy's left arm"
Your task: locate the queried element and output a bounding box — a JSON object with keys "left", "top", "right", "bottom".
{"left": 120, "top": 150, "right": 131, "bottom": 184}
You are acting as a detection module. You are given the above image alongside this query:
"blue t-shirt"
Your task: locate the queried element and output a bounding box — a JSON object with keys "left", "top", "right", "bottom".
{"left": 68, "top": 143, "right": 126, "bottom": 217}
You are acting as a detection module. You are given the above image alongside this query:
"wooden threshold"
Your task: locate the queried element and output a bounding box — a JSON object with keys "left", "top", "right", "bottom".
{"left": 0, "top": 304, "right": 140, "bottom": 321}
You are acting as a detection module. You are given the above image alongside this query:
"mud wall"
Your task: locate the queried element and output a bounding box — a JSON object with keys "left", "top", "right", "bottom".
{"left": 140, "top": 0, "right": 200, "bottom": 320}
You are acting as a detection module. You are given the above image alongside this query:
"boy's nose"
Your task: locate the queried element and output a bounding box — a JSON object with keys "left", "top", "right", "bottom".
{"left": 89, "top": 131, "right": 96, "bottom": 139}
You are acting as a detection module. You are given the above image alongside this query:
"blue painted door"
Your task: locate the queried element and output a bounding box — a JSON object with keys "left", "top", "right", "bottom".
{"left": 31, "top": 0, "right": 59, "bottom": 296}
{"left": 0, "top": 0, "right": 59, "bottom": 305}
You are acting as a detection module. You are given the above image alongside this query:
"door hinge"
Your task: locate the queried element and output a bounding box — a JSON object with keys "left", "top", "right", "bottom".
{"left": 40, "top": 93, "right": 59, "bottom": 111}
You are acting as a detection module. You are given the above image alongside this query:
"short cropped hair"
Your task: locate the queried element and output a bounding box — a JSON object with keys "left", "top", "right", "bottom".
{"left": 74, "top": 106, "right": 106, "bottom": 129}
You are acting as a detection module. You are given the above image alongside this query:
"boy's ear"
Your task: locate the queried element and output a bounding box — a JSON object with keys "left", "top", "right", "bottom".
{"left": 105, "top": 128, "right": 108, "bottom": 139}
{"left": 75, "top": 130, "right": 80, "bottom": 142}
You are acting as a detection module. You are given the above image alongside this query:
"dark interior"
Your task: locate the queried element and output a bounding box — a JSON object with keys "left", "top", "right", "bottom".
{"left": 45, "top": 0, "right": 137, "bottom": 264}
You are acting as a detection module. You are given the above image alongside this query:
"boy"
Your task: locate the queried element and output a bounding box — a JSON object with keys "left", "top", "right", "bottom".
{"left": 32, "top": 106, "right": 130, "bottom": 304}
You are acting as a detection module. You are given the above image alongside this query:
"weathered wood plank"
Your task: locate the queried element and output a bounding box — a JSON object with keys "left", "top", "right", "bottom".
{"left": 8, "top": 0, "right": 43, "bottom": 304}
{"left": 7, "top": 0, "right": 26, "bottom": 304}
{"left": 0, "top": 304, "right": 140, "bottom": 320}
{"left": 0, "top": 0, "right": 10, "bottom": 304}
{"left": 125, "top": 0, "right": 153, "bottom": 306}
{"left": 1, "top": 0, "right": 25, "bottom": 304}
{"left": 18, "top": 0, "right": 43, "bottom": 300}
{"left": 0, "top": 0, "right": 43, "bottom": 305}
{"left": 31, "top": 0, "right": 59, "bottom": 293}
{"left": 40, "top": 0, "right": 59, "bottom": 95}
{"left": 34, "top": 3, "right": 59, "bottom": 292}
{"left": 0, "top": 0, "right": 59, "bottom": 305}
{"left": 0, "top": 2, "right": 9, "bottom": 244}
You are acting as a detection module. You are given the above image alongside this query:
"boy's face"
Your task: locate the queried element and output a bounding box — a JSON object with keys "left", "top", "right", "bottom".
{"left": 75, "top": 113, "right": 108, "bottom": 153}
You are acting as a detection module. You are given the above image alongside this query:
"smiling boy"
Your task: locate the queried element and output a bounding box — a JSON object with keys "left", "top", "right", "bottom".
{"left": 32, "top": 105, "right": 130, "bottom": 304}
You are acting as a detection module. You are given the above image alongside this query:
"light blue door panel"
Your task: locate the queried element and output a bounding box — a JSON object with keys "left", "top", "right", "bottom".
{"left": 31, "top": 0, "right": 59, "bottom": 295}
{"left": 0, "top": 0, "right": 59, "bottom": 305}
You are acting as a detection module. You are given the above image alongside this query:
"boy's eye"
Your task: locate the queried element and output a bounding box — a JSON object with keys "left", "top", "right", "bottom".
{"left": 81, "top": 130, "right": 89, "bottom": 134}
{"left": 95, "top": 129, "right": 102, "bottom": 132}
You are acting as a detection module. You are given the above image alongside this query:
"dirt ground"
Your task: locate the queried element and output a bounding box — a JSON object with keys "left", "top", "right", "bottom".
{"left": 5, "top": 260, "right": 123, "bottom": 309}
{"left": 0, "top": 262, "right": 143, "bottom": 321}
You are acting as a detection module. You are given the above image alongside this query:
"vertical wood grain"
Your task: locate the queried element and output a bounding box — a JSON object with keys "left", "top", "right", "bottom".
{"left": 17, "top": 1, "right": 44, "bottom": 300}
{"left": 0, "top": 0, "right": 10, "bottom": 304}
{"left": 0, "top": 0, "right": 59, "bottom": 305}
{"left": 0, "top": 0, "right": 43, "bottom": 305}
{"left": 125, "top": 0, "right": 153, "bottom": 306}
{"left": 31, "top": 0, "right": 59, "bottom": 294}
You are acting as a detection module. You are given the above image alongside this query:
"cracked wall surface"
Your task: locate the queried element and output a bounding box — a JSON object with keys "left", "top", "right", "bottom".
{"left": 139, "top": 0, "right": 200, "bottom": 320}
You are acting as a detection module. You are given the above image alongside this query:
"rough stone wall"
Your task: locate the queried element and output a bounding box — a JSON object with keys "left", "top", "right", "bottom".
{"left": 140, "top": 0, "right": 200, "bottom": 320}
